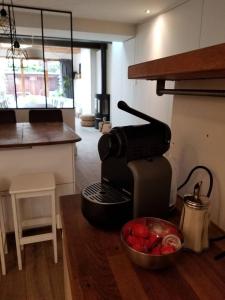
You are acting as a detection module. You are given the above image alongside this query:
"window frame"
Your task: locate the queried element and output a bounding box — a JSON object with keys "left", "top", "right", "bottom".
{"left": 0, "top": 3, "right": 74, "bottom": 109}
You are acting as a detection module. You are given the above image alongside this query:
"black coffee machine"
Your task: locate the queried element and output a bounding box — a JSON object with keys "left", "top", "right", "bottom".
{"left": 81, "top": 101, "right": 172, "bottom": 228}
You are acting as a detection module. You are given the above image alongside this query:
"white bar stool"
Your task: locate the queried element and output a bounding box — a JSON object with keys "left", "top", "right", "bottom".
{"left": 0, "top": 195, "right": 7, "bottom": 275}
{"left": 9, "top": 173, "right": 57, "bottom": 270}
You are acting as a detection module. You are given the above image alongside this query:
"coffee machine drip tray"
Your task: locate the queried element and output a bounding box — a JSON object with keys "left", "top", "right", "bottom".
{"left": 81, "top": 182, "right": 132, "bottom": 228}
{"left": 82, "top": 182, "right": 131, "bottom": 204}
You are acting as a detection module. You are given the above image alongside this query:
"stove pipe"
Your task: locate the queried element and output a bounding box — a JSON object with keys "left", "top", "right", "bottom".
{"left": 95, "top": 44, "right": 110, "bottom": 129}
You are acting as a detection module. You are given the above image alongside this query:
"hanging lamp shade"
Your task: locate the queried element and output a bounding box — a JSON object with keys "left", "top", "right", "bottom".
{"left": 6, "top": 40, "right": 28, "bottom": 59}
{"left": 5, "top": 0, "right": 28, "bottom": 59}
{"left": 0, "top": 4, "right": 10, "bottom": 34}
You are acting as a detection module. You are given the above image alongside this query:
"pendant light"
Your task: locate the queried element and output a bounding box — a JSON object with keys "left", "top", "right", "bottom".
{"left": 0, "top": 0, "right": 10, "bottom": 34}
{"left": 6, "top": 0, "right": 28, "bottom": 59}
{"left": 6, "top": 40, "right": 28, "bottom": 59}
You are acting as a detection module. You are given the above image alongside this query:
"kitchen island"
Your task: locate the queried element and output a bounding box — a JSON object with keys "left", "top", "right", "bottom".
{"left": 60, "top": 194, "right": 225, "bottom": 300}
{"left": 0, "top": 122, "right": 81, "bottom": 231}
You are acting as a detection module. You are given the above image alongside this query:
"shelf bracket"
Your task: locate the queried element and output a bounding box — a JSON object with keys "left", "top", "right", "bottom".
{"left": 156, "top": 80, "right": 225, "bottom": 97}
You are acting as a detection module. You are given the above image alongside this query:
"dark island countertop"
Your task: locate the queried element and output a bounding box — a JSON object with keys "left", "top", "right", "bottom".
{"left": 60, "top": 194, "right": 225, "bottom": 300}
{"left": 0, "top": 122, "right": 81, "bottom": 148}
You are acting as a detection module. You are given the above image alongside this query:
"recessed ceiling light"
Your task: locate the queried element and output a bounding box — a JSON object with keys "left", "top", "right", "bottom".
{"left": 145, "top": 9, "right": 150, "bottom": 14}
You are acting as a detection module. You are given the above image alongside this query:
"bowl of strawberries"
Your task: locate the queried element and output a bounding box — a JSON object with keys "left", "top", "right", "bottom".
{"left": 121, "top": 217, "right": 183, "bottom": 270}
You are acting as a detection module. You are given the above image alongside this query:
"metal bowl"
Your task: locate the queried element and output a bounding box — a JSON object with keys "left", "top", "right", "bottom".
{"left": 121, "top": 217, "right": 183, "bottom": 270}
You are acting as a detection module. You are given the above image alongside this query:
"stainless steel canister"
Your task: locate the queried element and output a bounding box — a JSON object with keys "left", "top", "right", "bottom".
{"left": 180, "top": 194, "right": 210, "bottom": 253}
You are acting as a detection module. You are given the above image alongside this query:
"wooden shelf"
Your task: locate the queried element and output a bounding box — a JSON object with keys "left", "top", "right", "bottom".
{"left": 128, "top": 43, "right": 225, "bottom": 81}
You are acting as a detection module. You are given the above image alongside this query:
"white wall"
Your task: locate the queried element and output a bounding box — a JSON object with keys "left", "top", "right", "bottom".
{"left": 74, "top": 48, "right": 100, "bottom": 115}
{"left": 110, "top": 40, "right": 138, "bottom": 127}
{"left": 15, "top": 10, "right": 136, "bottom": 42}
{"left": 200, "top": 0, "right": 225, "bottom": 47}
{"left": 109, "top": 0, "right": 225, "bottom": 230}
{"left": 171, "top": 0, "right": 225, "bottom": 230}
{"left": 74, "top": 49, "right": 92, "bottom": 115}
{"left": 96, "top": 50, "right": 102, "bottom": 94}
{"left": 110, "top": 0, "right": 203, "bottom": 128}
{"left": 90, "top": 49, "right": 97, "bottom": 114}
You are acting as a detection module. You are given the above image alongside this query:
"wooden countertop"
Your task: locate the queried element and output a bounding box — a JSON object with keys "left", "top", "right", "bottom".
{"left": 0, "top": 122, "right": 81, "bottom": 148}
{"left": 60, "top": 194, "right": 225, "bottom": 300}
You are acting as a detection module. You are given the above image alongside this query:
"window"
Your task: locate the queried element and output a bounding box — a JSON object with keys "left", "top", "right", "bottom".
{"left": 0, "top": 5, "right": 74, "bottom": 109}
{"left": 0, "top": 56, "right": 73, "bottom": 109}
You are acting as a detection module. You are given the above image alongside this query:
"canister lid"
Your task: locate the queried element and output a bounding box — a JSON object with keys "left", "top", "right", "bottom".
{"left": 184, "top": 194, "right": 209, "bottom": 209}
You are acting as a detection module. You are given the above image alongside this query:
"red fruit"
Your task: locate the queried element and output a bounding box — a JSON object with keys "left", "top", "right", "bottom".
{"left": 161, "top": 245, "right": 176, "bottom": 255}
{"left": 151, "top": 244, "right": 161, "bottom": 255}
{"left": 149, "top": 233, "right": 159, "bottom": 243}
{"left": 126, "top": 235, "right": 140, "bottom": 246}
{"left": 145, "top": 233, "right": 159, "bottom": 249}
{"left": 132, "top": 223, "right": 149, "bottom": 238}
{"left": 132, "top": 242, "right": 145, "bottom": 252}
{"left": 144, "top": 239, "right": 153, "bottom": 249}
{"left": 123, "top": 223, "right": 133, "bottom": 238}
{"left": 126, "top": 235, "right": 146, "bottom": 252}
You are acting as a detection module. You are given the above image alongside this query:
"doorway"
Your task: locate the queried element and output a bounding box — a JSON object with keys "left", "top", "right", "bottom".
{"left": 74, "top": 47, "right": 101, "bottom": 118}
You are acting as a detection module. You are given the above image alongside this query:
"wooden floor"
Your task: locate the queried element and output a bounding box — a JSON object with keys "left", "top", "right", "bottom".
{"left": 0, "top": 230, "right": 64, "bottom": 300}
{"left": 74, "top": 117, "right": 101, "bottom": 192}
{"left": 0, "top": 118, "right": 101, "bottom": 300}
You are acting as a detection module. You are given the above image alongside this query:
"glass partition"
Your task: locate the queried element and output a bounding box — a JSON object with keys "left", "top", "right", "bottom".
{"left": 0, "top": 4, "right": 74, "bottom": 109}
{"left": 43, "top": 11, "right": 73, "bottom": 108}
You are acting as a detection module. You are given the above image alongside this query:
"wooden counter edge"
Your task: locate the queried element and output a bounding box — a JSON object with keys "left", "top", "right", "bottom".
{"left": 60, "top": 194, "right": 83, "bottom": 300}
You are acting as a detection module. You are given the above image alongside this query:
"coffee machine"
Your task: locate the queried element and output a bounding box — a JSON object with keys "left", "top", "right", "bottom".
{"left": 81, "top": 101, "right": 172, "bottom": 228}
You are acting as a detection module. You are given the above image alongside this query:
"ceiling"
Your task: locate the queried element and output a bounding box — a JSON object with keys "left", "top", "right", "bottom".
{"left": 11, "top": 0, "right": 188, "bottom": 24}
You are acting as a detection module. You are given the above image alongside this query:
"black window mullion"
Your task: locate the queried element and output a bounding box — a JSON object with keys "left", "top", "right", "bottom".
{"left": 70, "top": 12, "right": 74, "bottom": 108}
{"left": 8, "top": 5, "right": 18, "bottom": 108}
{"left": 41, "top": 10, "right": 48, "bottom": 108}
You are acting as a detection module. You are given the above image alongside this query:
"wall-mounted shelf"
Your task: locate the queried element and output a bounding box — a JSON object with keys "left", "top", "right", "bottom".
{"left": 128, "top": 43, "right": 225, "bottom": 97}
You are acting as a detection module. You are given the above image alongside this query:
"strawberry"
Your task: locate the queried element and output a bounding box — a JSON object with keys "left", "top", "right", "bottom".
{"left": 126, "top": 235, "right": 146, "bottom": 252}
{"left": 145, "top": 233, "right": 159, "bottom": 249}
{"left": 126, "top": 235, "right": 140, "bottom": 246}
{"left": 132, "top": 223, "right": 149, "bottom": 238}
{"left": 150, "top": 244, "right": 161, "bottom": 255}
{"left": 161, "top": 245, "right": 176, "bottom": 255}
{"left": 123, "top": 223, "right": 133, "bottom": 238}
{"left": 132, "top": 242, "right": 145, "bottom": 252}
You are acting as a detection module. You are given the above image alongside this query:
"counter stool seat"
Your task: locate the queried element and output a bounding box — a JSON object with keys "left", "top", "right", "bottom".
{"left": 9, "top": 173, "right": 57, "bottom": 270}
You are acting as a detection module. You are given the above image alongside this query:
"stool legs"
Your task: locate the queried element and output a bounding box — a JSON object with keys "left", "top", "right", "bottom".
{"left": 15, "top": 200, "right": 24, "bottom": 251}
{"left": 0, "top": 195, "right": 7, "bottom": 275}
{"left": 11, "top": 194, "right": 22, "bottom": 270}
{"left": 0, "top": 196, "right": 7, "bottom": 254}
{"left": 51, "top": 191, "right": 58, "bottom": 264}
{"left": 0, "top": 229, "right": 6, "bottom": 275}
{"left": 10, "top": 173, "right": 57, "bottom": 270}
{"left": 11, "top": 191, "right": 58, "bottom": 270}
